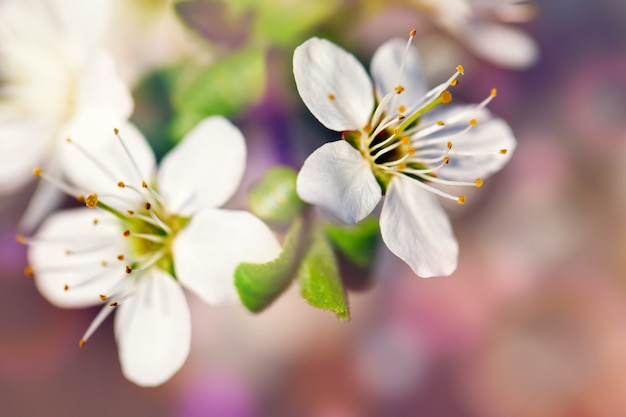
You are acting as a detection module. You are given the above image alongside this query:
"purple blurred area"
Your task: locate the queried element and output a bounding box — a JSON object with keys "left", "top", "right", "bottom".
{"left": 2, "top": 0, "right": 626, "bottom": 416}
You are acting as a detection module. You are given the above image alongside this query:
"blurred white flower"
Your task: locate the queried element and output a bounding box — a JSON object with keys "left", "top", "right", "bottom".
{"left": 21, "top": 116, "right": 281, "bottom": 386}
{"left": 104, "top": 0, "right": 209, "bottom": 85}
{"left": 294, "top": 35, "right": 515, "bottom": 277}
{"left": 0, "top": 0, "right": 132, "bottom": 228}
{"left": 414, "top": 0, "right": 539, "bottom": 68}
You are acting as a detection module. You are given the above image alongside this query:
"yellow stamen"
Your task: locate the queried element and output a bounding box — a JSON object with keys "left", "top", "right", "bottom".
{"left": 457, "top": 196, "right": 466, "bottom": 204}
{"left": 440, "top": 90, "right": 452, "bottom": 104}
{"left": 85, "top": 194, "right": 98, "bottom": 208}
{"left": 475, "top": 178, "right": 483, "bottom": 187}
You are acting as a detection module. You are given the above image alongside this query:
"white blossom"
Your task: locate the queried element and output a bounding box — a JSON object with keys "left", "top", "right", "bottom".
{"left": 294, "top": 35, "right": 516, "bottom": 277}
{"left": 0, "top": 0, "right": 131, "bottom": 228}
{"left": 21, "top": 116, "right": 281, "bottom": 386}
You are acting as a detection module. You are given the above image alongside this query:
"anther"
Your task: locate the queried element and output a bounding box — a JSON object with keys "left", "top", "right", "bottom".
{"left": 141, "top": 181, "right": 148, "bottom": 188}
{"left": 470, "top": 118, "right": 478, "bottom": 126}
{"left": 457, "top": 196, "right": 466, "bottom": 204}
{"left": 450, "top": 79, "right": 458, "bottom": 87}
{"left": 32, "top": 167, "right": 42, "bottom": 177}
{"left": 397, "top": 115, "right": 406, "bottom": 121}
{"left": 109, "top": 302, "right": 118, "bottom": 307}
{"left": 113, "top": 128, "right": 119, "bottom": 135}
{"left": 65, "top": 250, "right": 72, "bottom": 255}
{"left": 401, "top": 136, "right": 411, "bottom": 145}
{"left": 66, "top": 137, "right": 72, "bottom": 143}
{"left": 144, "top": 202, "right": 151, "bottom": 210}
{"left": 64, "top": 284, "right": 69, "bottom": 291}
{"left": 76, "top": 195, "right": 85, "bottom": 203}
{"left": 475, "top": 178, "right": 484, "bottom": 187}
{"left": 117, "top": 254, "right": 124, "bottom": 261}
{"left": 85, "top": 194, "right": 98, "bottom": 208}
{"left": 409, "top": 29, "right": 417, "bottom": 37}
{"left": 440, "top": 90, "right": 452, "bottom": 104}
{"left": 101, "top": 261, "right": 108, "bottom": 267}
{"left": 500, "top": 149, "right": 508, "bottom": 155}
{"left": 79, "top": 339, "right": 86, "bottom": 348}
{"left": 93, "top": 218, "right": 99, "bottom": 225}
{"left": 127, "top": 210, "right": 134, "bottom": 215}
{"left": 125, "top": 265, "right": 132, "bottom": 274}
{"left": 15, "top": 234, "right": 26, "bottom": 244}
{"left": 24, "top": 266, "right": 33, "bottom": 276}
{"left": 447, "top": 141, "right": 453, "bottom": 150}
{"left": 394, "top": 85, "right": 405, "bottom": 94}
{"left": 490, "top": 88, "right": 498, "bottom": 97}
{"left": 407, "top": 147, "right": 415, "bottom": 155}
{"left": 398, "top": 105, "right": 406, "bottom": 114}
{"left": 457, "top": 65, "right": 465, "bottom": 75}
{"left": 443, "top": 157, "right": 450, "bottom": 165}
{"left": 327, "top": 93, "right": 336, "bottom": 100}
{"left": 118, "top": 181, "right": 125, "bottom": 188}
{"left": 437, "top": 120, "right": 445, "bottom": 126}
{"left": 123, "top": 230, "right": 130, "bottom": 237}
{"left": 99, "top": 294, "right": 107, "bottom": 301}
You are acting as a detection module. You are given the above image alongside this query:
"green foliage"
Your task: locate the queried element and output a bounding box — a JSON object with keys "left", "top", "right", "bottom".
{"left": 252, "top": 0, "right": 338, "bottom": 46}
{"left": 324, "top": 218, "right": 380, "bottom": 269}
{"left": 234, "top": 217, "right": 303, "bottom": 313}
{"left": 171, "top": 46, "right": 266, "bottom": 140}
{"left": 248, "top": 166, "right": 306, "bottom": 225}
{"left": 297, "top": 228, "right": 350, "bottom": 321}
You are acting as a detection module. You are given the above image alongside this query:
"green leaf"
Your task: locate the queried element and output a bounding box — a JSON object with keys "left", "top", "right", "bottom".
{"left": 253, "top": 0, "right": 338, "bottom": 47}
{"left": 172, "top": 46, "right": 266, "bottom": 122}
{"left": 297, "top": 228, "right": 350, "bottom": 320}
{"left": 248, "top": 166, "right": 307, "bottom": 225}
{"left": 234, "top": 217, "right": 302, "bottom": 313}
{"left": 324, "top": 218, "right": 380, "bottom": 269}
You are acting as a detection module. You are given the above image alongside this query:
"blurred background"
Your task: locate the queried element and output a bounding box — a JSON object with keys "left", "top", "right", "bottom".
{"left": 2, "top": 0, "right": 626, "bottom": 416}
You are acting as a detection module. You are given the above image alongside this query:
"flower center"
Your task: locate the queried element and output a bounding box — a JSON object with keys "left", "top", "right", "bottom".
{"left": 341, "top": 30, "right": 506, "bottom": 204}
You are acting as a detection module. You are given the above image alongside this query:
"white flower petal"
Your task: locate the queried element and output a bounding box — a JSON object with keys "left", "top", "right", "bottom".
{"left": 297, "top": 140, "right": 382, "bottom": 224}
{"left": 18, "top": 158, "right": 65, "bottom": 231}
{"left": 380, "top": 175, "right": 458, "bottom": 277}
{"left": 293, "top": 37, "right": 374, "bottom": 132}
{"left": 59, "top": 118, "right": 156, "bottom": 208}
{"left": 73, "top": 49, "right": 133, "bottom": 120}
{"left": 370, "top": 38, "right": 428, "bottom": 113}
{"left": 420, "top": 105, "right": 516, "bottom": 180}
{"left": 0, "top": 118, "right": 52, "bottom": 193}
{"left": 173, "top": 209, "right": 281, "bottom": 305}
{"left": 29, "top": 208, "right": 126, "bottom": 308}
{"left": 158, "top": 116, "right": 246, "bottom": 215}
{"left": 461, "top": 22, "right": 539, "bottom": 69}
{"left": 114, "top": 269, "right": 191, "bottom": 387}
